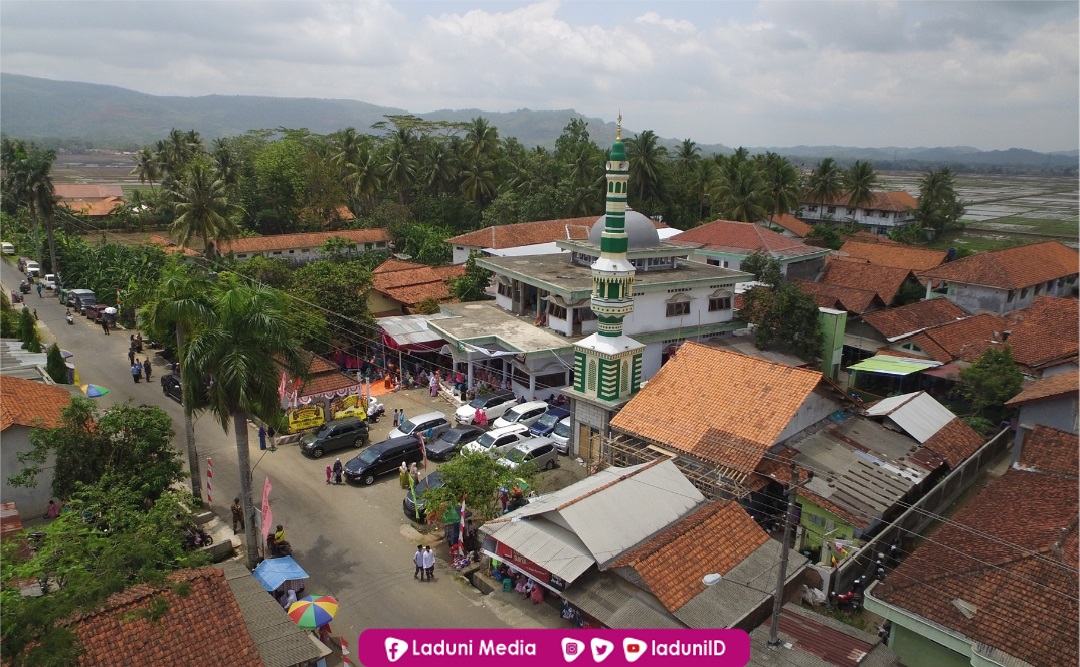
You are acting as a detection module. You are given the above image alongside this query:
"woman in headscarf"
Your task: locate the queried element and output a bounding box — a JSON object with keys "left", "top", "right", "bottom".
{"left": 429, "top": 372, "right": 439, "bottom": 398}
{"left": 281, "top": 588, "right": 297, "bottom": 609}
{"left": 332, "top": 458, "right": 344, "bottom": 485}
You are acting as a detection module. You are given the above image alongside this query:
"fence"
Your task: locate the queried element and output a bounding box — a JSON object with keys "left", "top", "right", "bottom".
{"left": 829, "top": 426, "right": 1014, "bottom": 594}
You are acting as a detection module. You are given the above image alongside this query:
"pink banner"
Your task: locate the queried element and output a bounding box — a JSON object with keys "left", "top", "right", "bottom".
{"left": 260, "top": 476, "right": 273, "bottom": 541}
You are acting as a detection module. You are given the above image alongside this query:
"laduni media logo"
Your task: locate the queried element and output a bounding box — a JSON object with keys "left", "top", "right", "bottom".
{"left": 359, "top": 629, "right": 750, "bottom": 667}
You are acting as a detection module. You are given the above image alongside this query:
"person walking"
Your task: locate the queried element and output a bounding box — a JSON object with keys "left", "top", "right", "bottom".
{"left": 36, "top": 283, "right": 42, "bottom": 298}
{"left": 332, "top": 458, "right": 343, "bottom": 485}
{"left": 393, "top": 409, "right": 399, "bottom": 428}
{"left": 399, "top": 462, "right": 409, "bottom": 489}
{"left": 422, "top": 545, "right": 435, "bottom": 581}
{"left": 325, "top": 464, "right": 333, "bottom": 485}
{"left": 131, "top": 362, "right": 141, "bottom": 383}
{"left": 429, "top": 372, "right": 439, "bottom": 398}
{"left": 101, "top": 318, "right": 110, "bottom": 335}
{"left": 413, "top": 545, "right": 425, "bottom": 580}
{"left": 128, "top": 348, "right": 136, "bottom": 366}
{"left": 409, "top": 462, "right": 420, "bottom": 485}
{"left": 143, "top": 357, "right": 152, "bottom": 382}
{"left": 230, "top": 498, "right": 245, "bottom": 534}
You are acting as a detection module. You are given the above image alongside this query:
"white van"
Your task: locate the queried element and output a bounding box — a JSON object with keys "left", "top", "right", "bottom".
{"left": 551, "top": 417, "right": 572, "bottom": 455}
{"left": 25, "top": 261, "right": 40, "bottom": 278}
{"left": 462, "top": 424, "right": 530, "bottom": 457}
{"left": 491, "top": 400, "right": 549, "bottom": 430}
{"left": 1, "top": 242, "right": 14, "bottom": 255}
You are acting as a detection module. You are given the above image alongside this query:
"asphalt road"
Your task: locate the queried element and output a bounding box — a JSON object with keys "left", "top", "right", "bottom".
{"left": 1, "top": 258, "right": 516, "bottom": 655}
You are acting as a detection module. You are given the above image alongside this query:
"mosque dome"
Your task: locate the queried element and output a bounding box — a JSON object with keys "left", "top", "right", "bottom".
{"left": 588, "top": 209, "right": 661, "bottom": 249}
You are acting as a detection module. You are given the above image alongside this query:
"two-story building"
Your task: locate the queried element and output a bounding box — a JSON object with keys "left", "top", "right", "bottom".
{"left": 800, "top": 191, "right": 918, "bottom": 234}
{"left": 669, "top": 220, "right": 829, "bottom": 281}
{"left": 218, "top": 229, "right": 390, "bottom": 263}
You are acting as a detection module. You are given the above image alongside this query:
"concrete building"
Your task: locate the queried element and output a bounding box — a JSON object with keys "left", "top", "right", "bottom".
{"left": 218, "top": 229, "right": 390, "bottom": 263}
{"left": 0, "top": 376, "right": 74, "bottom": 519}
{"left": 669, "top": 219, "right": 829, "bottom": 281}
{"left": 800, "top": 191, "right": 918, "bottom": 234}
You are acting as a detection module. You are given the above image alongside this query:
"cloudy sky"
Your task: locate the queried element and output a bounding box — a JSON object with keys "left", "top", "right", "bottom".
{"left": 1, "top": 1, "right": 1076, "bottom": 151}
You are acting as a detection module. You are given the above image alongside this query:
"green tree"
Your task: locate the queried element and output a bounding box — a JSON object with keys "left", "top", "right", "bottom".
{"left": 739, "top": 251, "right": 783, "bottom": 287}
{"left": 130, "top": 147, "right": 161, "bottom": 193}
{"left": 167, "top": 158, "right": 242, "bottom": 255}
{"left": 737, "top": 254, "right": 823, "bottom": 362}
{"left": 232, "top": 255, "right": 294, "bottom": 289}
{"left": 910, "top": 167, "right": 966, "bottom": 237}
{"left": 8, "top": 398, "right": 185, "bottom": 502}
{"left": 19, "top": 307, "right": 40, "bottom": 352}
{"left": 711, "top": 160, "right": 767, "bottom": 222}
{"left": 625, "top": 129, "right": 667, "bottom": 206}
{"left": 135, "top": 260, "right": 216, "bottom": 500}
{"left": 45, "top": 343, "right": 67, "bottom": 384}
{"left": 806, "top": 157, "right": 843, "bottom": 213}
{"left": 758, "top": 152, "right": 801, "bottom": 217}
{"left": 843, "top": 160, "right": 878, "bottom": 212}
{"left": 321, "top": 235, "right": 359, "bottom": 261}
{"left": 958, "top": 346, "right": 1024, "bottom": 422}
{"left": 292, "top": 259, "right": 375, "bottom": 348}
{"left": 806, "top": 223, "right": 845, "bottom": 250}
{"left": 451, "top": 251, "right": 493, "bottom": 302}
{"left": 419, "top": 450, "right": 536, "bottom": 522}
{"left": 183, "top": 277, "right": 306, "bottom": 567}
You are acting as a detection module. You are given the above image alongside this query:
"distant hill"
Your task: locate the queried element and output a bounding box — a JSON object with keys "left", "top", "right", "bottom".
{"left": 1, "top": 73, "right": 1075, "bottom": 172}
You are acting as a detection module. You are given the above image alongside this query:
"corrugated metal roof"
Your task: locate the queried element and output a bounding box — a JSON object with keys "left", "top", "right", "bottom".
{"left": 485, "top": 520, "right": 594, "bottom": 582}
{"left": 866, "top": 391, "right": 957, "bottom": 443}
{"left": 559, "top": 570, "right": 685, "bottom": 629}
{"left": 847, "top": 356, "right": 940, "bottom": 376}
{"left": 222, "top": 560, "right": 329, "bottom": 667}
{"left": 747, "top": 604, "right": 901, "bottom": 667}
{"left": 378, "top": 313, "right": 452, "bottom": 346}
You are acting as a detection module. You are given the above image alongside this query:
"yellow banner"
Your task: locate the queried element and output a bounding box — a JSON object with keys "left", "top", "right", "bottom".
{"left": 287, "top": 404, "right": 325, "bottom": 433}
{"left": 330, "top": 393, "right": 367, "bottom": 420}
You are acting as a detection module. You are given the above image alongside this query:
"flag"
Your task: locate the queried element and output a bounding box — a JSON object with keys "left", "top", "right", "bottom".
{"left": 341, "top": 637, "right": 353, "bottom": 665}
{"left": 290, "top": 378, "right": 302, "bottom": 408}
{"left": 408, "top": 468, "right": 420, "bottom": 521}
{"left": 458, "top": 493, "right": 467, "bottom": 551}
{"left": 260, "top": 477, "right": 273, "bottom": 541}
{"left": 116, "top": 289, "right": 122, "bottom": 315}
{"left": 278, "top": 371, "right": 287, "bottom": 401}
{"left": 417, "top": 433, "right": 428, "bottom": 472}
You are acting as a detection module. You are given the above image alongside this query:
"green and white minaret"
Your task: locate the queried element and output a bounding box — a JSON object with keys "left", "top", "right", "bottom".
{"left": 571, "top": 116, "right": 645, "bottom": 402}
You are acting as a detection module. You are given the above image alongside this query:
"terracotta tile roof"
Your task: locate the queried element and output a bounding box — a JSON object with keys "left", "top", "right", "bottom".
{"left": 611, "top": 342, "right": 825, "bottom": 476}
{"left": 898, "top": 313, "right": 1007, "bottom": 364}
{"left": 1018, "top": 425, "right": 1079, "bottom": 477}
{"left": 839, "top": 240, "right": 947, "bottom": 272}
{"left": 59, "top": 197, "right": 122, "bottom": 217}
{"left": 862, "top": 298, "right": 969, "bottom": 341}
{"left": 671, "top": 220, "right": 823, "bottom": 259}
{"left": 1006, "top": 370, "right": 1079, "bottom": 406}
{"left": 767, "top": 213, "right": 812, "bottom": 238}
{"left": 371, "top": 259, "right": 465, "bottom": 308}
{"left": 147, "top": 235, "right": 201, "bottom": 257}
{"left": 921, "top": 418, "right": 985, "bottom": 468}
{"left": 53, "top": 184, "right": 125, "bottom": 200}
{"left": 610, "top": 501, "right": 769, "bottom": 612}
{"left": 282, "top": 352, "right": 360, "bottom": 399}
{"left": 219, "top": 228, "right": 390, "bottom": 254}
{"left": 61, "top": 567, "right": 262, "bottom": 667}
{"left": 794, "top": 279, "right": 884, "bottom": 314}
{"left": 809, "top": 190, "right": 918, "bottom": 212}
{"left": 373, "top": 258, "right": 425, "bottom": 274}
{"left": 0, "top": 377, "right": 72, "bottom": 431}
{"left": 874, "top": 438, "right": 1078, "bottom": 667}
{"left": 848, "top": 231, "right": 900, "bottom": 244}
{"left": 448, "top": 216, "right": 620, "bottom": 249}
{"left": 1004, "top": 296, "right": 1079, "bottom": 373}
{"left": 921, "top": 241, "right": 1079, "bottom": 290}
{"left": 819, "top": 257, "right": 913, "bottom": 306}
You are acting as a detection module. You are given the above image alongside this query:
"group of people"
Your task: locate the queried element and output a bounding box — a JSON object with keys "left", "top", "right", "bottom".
{"left": 325, "top": 458, "right": 344, "bottom": 485}
{"left": 391, "top": 409, "right": 407, "bottom": 427}
{"left": 127, "top": 334, "right": 154, "bottom": 384}
{"left": 413, "top": 544, "right": 436, "bottom": 581}
{"left": 398, "top": 461, "right": 421, "bottom": 488}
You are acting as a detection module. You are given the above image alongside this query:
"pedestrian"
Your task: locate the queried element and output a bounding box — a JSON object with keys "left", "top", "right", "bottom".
{"left": 135, "top": 333, "right": 144, "bottom": 353}
{"left": 231, "top": 498, "right": 245, "bottom": 534}
{"left": 131, "top": 362, "right": 141, "bottom": 383}
{"left": 325, "top": 464, "right": 333, "bottom": 484}
{"left": 127, "top": 347, "right": 136, "bottom": 366}
{"left": 44, "top": 500, "right": 59, "bottom": 519}
{"left": 393, "top": 409, "right": 399, "bottom": 428}
{"left": 101, "top": 319, "right": 110, "bottom": 335}
{"left": 409, "top": 462, "right": 420, "bottom": 484}
{"left": 399, "top": 461, "right": 409, "bottom": 489}
{"left": 429, "top": 372, "right": 439, "bottom": 398}
{"left": 413, "top": 544, "right": 425, "bottom": 580}
{"left": 143, "top": 357, "right": 152, "bottom": 382}
{"left": 422, "top": 545, "right": 435, "bottom": 581}
{"left": 332, "top": 458, "right": 343, "bottom": 485}
{"left": 476, "top": 407, "right": 488, "bottom": 428}
{"left": 36, "top": 283, "right": 42, "bottom": 298}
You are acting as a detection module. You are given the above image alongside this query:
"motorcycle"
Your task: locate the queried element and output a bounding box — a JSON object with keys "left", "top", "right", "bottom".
{"left": 19, "top": 280, "right": 31, "bottom": 294}
{"left": 65, "top": 310, "right": 74, "bottom": 325}
{"left": 366, "top": 396, "right": 385, "bottom": 423}
{"left": 186, "top": 526, "right": 214, "bottom": 549}
{"left": 266, "top": 534, "right": 293, "bottom": 558}
{"left": 10, "top": 290, "right": 23, "bottom": 304}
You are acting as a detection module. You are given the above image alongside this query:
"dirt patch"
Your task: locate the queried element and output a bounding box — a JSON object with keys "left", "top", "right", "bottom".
{"left": 532, "top": 460, "right": 589, "bottom": 494}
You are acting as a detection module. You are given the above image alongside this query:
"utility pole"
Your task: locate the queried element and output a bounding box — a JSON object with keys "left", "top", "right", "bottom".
{"left": 769, "top": 464, "right": 807, "bottom": 648}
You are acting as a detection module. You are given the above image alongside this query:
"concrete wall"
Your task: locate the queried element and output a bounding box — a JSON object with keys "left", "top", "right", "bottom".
{"left": 944, "top": 279, "right": 1074, "bottom": 315}
{"left": 888, "top": 624, "right": 970, "bottom": 667}
{"left": 784, "top": 255, "right": 827, "bottom": 282}
{"left": 1, "top": 426, "right": 56, "bottom": 519}
{"left": 453, "top": 245, "right": 482, "bottom": 265}
{"left": 775, "top": 391, "right": 843, "bottom": 444}
{"left": 570, "top": 398, "right": 613, "bottom": 459}
{"left": 623, "top": 288, "right": 735, "bottom": 337}
{"left": 798, "top": 499, "right": 856, "bottom": 550}
{"left": 367, "top": 290, "right": 403, "bottom": 316}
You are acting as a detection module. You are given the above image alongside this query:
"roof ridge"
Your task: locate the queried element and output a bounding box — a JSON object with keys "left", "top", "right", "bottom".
{"left": 554, "top": 459, "right": 668, "bottom": 512}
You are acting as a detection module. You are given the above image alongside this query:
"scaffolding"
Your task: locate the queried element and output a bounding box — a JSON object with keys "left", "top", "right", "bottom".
{"left": 603, "top": 433, "right": 751, "bottom": 501}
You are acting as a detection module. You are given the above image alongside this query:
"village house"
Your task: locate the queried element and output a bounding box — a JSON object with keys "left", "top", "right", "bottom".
{"left": 747, "top": 603, "right": 901, "bottom": 667}
{"left": 866, "top": 424, "right": 1079, "bottom": 667}
{"left": 796, "top": 257, "right": 921, "bottom": 316}
{"left": 838, "top": 239, "right": 948, "bottom": 272}
{"left": 757, "top": 213, "right": 812, "bottom": 239}
{"left": 919, "top": 240, "right": 1079, "bottom": 314}
{"left": 843, "top": 297, "right": 968, "bottom": 366}
{"left": 217, "top": 228, "right": 390, "bottom": 263}
{"left": 1005, "top": 370, "right": 1079, "bottom": 461}
{"left": 446, "top": 216, "right": 676, "bottom": 264}
{"left": 367, "top": 258, "right": 465, "bottom": 317}
{"left": 0, "top": 376, "right": 74, "bottom": 520}
{"left": 669, "top": 219, "right": 830, "bottom": 281}
{"left": 800, "top": 191, "right": 918, "bottom": 234}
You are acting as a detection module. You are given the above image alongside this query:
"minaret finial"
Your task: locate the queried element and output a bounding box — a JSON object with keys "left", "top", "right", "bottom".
{"left": 616, "top": 112, "right": 622, "bottom": 141}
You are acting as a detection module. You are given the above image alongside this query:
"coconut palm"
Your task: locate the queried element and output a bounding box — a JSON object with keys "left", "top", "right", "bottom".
{"left": 806, "top": 157, "right": 844, "bottom": 214}
{"left": 711, "top": 159, "right": 768, "bottom": 222}
{"left": 380, "top": 139, "right": 417, "bottom": 206}
{"left": 344, "top": 148, "right": 383, "bottom": 212}
{"left": 166, "top": 159, "right": 242, "bottom": 256}
{"left": 136, "top": 261, "right": 215, "bottom": 501}
{"left": 211, "top": 139, "right": 241, "bottom": 190}
{"left": 460, "top": 162, "right": 496, "bottom": 204}
{"left": 674, "top": 139, "right": 701, "bottom": 176}
{"left": 464, "top": 117, "right": 500, "bottom": 163}
{"left": 759, "top": 152, "right": 802, "bottom": 217}
{"left": 6, "top": 142, "right": 58, "bottom": 270}
{"left": 183, "top": 277, "right": 306, "bottom": 568}
{"left": 131, "top": 147, "right": 161, "bottom": 193}
{"left": 625, "top": 130, "right": 667, "bottom": 203}
{"left": 844, "top": 160, "right": 879, "bottom": 212}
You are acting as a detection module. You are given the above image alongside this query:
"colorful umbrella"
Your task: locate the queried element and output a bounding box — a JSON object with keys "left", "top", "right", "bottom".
{"left": 287, "top": 595, "right": 338, "bottom": 629}
{"left": 80, "top": 384, "right": 110, "bottom": 398}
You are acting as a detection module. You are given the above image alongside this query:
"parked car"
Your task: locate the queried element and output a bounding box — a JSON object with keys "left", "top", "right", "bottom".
{"left": 496, "top": 437, "right": 559, "bottom": 471}
{"left": 66, "top": 289, "right": 96, "bottom": 314}
{"left": 529, "top": 406, "right": 570, "bottom": 437}
{"left": 343, "top": 435, "right": 425, "bottom": 485}
{"left": 551, "top": 417, "right": 572, "bottom": 455}
{"left": 161, "top": 374, "right": 183, "bottom": 404}
{"left": 461, "top": 423, "right": 531, "bottom": 457}
{"left": 24, "top": 261, "right": 40, "bottom": 278}
{"left": 492, "top": 400, "right": 549, "bottom": 430}
{"left": 299, "top": 417, "right": 370, "bottom": 459}
{"left": 403, "top": 471, "right": 446, "bottom": 521}
{"left": 388, "top": 411, "right": 451, "bottom": 441}
{"left": 84, "top": 303, "right": 109, "bottom": 322}
{"left": 41, "top": 273, "right": 58, "bottom": 290}
{"left": 454, "top": 390, "right": 517, "bottom": 425}
{"left": 425, "top": 425, "right": 484, "bottom": 461}
{"left": 1, "top": 242, "right": 14, "bottom": 255}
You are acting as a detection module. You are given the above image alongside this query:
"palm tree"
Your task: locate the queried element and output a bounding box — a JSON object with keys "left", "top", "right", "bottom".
{"left": 460, "top": 162, "right": 496, "bottom": 204}
{"left": 7, "top": 143, "right": 58, "bottom": 270}
{"left": 690, "top": 159, "right": 718, "bottom": 222}
{"left": 166, "top": 159, "right": 242, "bottom": 255}
{"left": 464, "top": 117, "right": 500, "bottom": 163}
{"left": 131, "top": 147, "right": 161, "bottom": 193}
{"left": 380, "top": 139, "right": 417, "bottom": 206}
{"left": 211, "top": 139, "right": 241, "bottom": 191}
{"left": 136, "top": 261, "right": 215, "bottom": 501}
{"left": 674, "top": 139, "right": 701, "bottom": 175}
{"left": 759, "top": 153, "right": 802, "bottom": 217}
{"left": 344, "top": 148, "right": 383, "bottom": 213}
{"left": 844, "top": 160, "right": 878, "bottom": 213}
{"left": 626, "top": 130, "right": 667, "bottom": 204}
{"left": 711, "top": 160, "right": 768, "bottom": 222}
{"left": 806, "top": 157, "right": 844, "bottom": 217}
{"left": 183, "top": 277, "right": 306, "bottom": 568}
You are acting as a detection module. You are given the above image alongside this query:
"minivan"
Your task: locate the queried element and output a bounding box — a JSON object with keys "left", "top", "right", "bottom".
{"left": 388, "top": 411, "right": 451, "bottom": 440}
{"left": 551, "top": 417, "right": 572, "bottom": 455}
{"left": 1, "top": 242, "right": 14, "bottom": 255}
{"left": 24, "top": 261, "right": 40, "bottom": 278}
{"left": 496, "top": 437, "right": 559, "bottom": 471}
{"left": 461, "top": 423, "right": 530, "bottom": 457}
{"left": 455, "top": 390, "right": 517, "bottom": 425}
{"left": 492, "top": 400, "right": 549, "bottom": 430}
{"left": 529, "top": 406, "right": 570, "bottom": 437}
{"left": 344, "top": 436, "right": 425, "bottom": 485}
{"left": 299, "top": 417, "right": 370, "bottom": 459}
{"left": 67, "top": 289, "right": 97, "bottom": 314}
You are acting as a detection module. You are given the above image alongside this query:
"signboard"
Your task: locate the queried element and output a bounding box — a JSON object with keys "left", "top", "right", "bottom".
{"left": 287, "top": 404, "right": 325, "bottom": 433}
{"left": 330, "top": 393, "right": 367, "bottom": 420}
{"left": 495, "top": 542, "right": 551, "bottom": 584}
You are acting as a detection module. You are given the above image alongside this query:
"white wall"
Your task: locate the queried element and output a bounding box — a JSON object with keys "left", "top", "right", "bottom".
{"left": 775, "top": 390, "right": 843, "bottom": 444}
{"left": 453, "top": 245, "right": 481, "bottom": 264}
{"left": 623, "top": 288, "right": 734, "bottom": 336}
{"left": 1, "top": 426, "right": 56, "bottom": 519}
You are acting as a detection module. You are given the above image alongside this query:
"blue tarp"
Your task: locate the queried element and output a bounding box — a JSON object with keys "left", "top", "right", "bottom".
{"left": 252, "top": 556, "right": 309, "bottom": 592}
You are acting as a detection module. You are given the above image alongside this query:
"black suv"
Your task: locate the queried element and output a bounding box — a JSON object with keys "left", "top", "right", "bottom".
{"left": 425, "top": 425, "right": 484, "bottom": 461}
{"left": 299, "top": 417, "right": 370, "bottom": 459}
{"left": 403, "top": 471, "right": 446, "bottom": 521}
{"left": 161, "top": 374, "right": 183, "bottom": 404}
{"left": 344, "top": 435, "right": 425, "bottom": 485}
